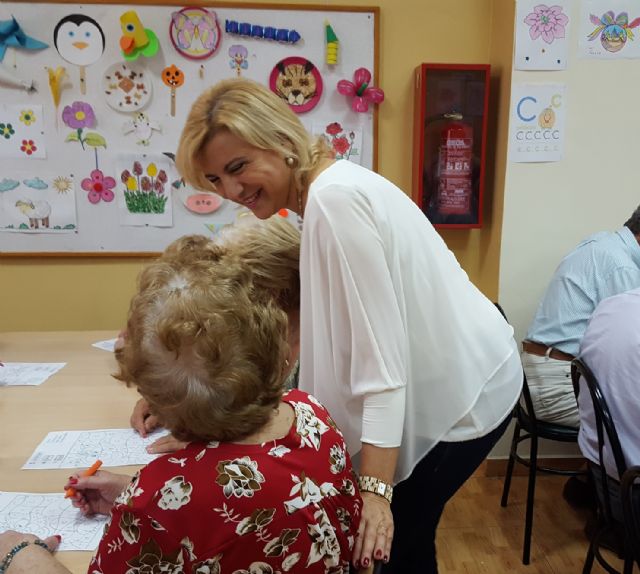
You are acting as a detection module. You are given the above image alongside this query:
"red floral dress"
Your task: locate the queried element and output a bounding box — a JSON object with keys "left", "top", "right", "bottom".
{"left": 87, "top": 390, "right": 361, "bottom": 574}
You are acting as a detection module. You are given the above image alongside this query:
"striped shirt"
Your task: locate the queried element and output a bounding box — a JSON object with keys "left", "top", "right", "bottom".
{"left": 526, "top": 226, "right": 640, "bottom": 356}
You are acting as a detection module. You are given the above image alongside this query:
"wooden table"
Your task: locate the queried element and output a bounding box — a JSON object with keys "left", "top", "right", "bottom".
{"left": 0, "top": 331, "right": 142, "bottom": 574}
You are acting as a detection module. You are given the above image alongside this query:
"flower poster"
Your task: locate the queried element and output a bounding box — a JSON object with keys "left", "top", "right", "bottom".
{"left": 508, "top": 83, "right": 566, "bottom": 162}
{"left": 0, "top": 173, "right": 76, "bottom": 233}
{"left": 115, "top": 154, "right": 174, "bottom": 227}
{"left": 515, "top": 1, "right": 571, "bottom": 70}
{"left": 313, "top": 122, "right": 363, "bottom": 164}
{"left": 578, "top": 0, "right": 640, "bottom": 58}
{"left": 0, "top": 104, "right": 46, "bottom": 159}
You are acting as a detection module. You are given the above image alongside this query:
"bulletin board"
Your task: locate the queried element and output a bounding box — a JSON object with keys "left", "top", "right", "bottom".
{"left": 0, "top": 1, "right": 379, "bottom": 255}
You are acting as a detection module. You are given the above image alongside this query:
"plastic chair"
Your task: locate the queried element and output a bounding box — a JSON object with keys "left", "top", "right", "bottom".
{"left": 621, "top": 466, "right": 640, "bottom": 567}
{"left": 571, "top": 358, "right": 633, "bottom": 574}
{"left": 495, "top": 304, "right": 583, "bottom": 565}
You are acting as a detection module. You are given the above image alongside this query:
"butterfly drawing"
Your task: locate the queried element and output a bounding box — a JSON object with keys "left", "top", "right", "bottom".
{"left": 170, "top": 8, "right": 220, "bottom": 58}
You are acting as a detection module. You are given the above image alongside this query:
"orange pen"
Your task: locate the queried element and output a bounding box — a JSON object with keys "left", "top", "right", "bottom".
{"left": 65, "top": 459, "right": 102, "bottom": 498}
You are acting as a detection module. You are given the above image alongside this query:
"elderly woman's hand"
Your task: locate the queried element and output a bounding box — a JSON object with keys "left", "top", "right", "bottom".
{"left": 352, "top": 492, "right": 394, "bottom": 569}
{"left": 0, "top": 530, "right": 65, "bottom": 573}
{"left": 65, "top": 470, "right": 131, "bottom": 516}
{"left": 145, "top": 433, "right": 189, "bottom": 454}
{"left": 130, "top": 398, "right": 161, "bottom": 437}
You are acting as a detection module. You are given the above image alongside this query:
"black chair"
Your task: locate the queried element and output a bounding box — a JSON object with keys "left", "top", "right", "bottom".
{"left": 571, "top": 357, "right": 633, "bottom": 574}
{"left": 496, "top": 302, "right": 583, "bottom": 565}
{"left": 621, "top": 466, "right": 640, "bottom": 567}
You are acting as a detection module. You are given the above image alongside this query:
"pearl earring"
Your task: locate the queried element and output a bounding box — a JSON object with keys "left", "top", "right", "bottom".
{"left": 285, "top": 156, "right": 295, "bottom": 167}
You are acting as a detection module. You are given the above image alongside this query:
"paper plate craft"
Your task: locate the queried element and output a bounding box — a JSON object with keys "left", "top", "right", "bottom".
{"left": 120, "top": 11, "right": 159, "bottom": 60}
{"left": 170, "top": 7, "right": 221, "bottom": 60}
{"left": 53, "top": 14, "right": 105, "bottom": 94}
{"left": 269, "top": 57, "right": 322, "bottom": 113}
{"left": 0, "top": 16, "right": 48, "bottom": 62}
{"left": 229, "top": 44, "right": 248, "bottom": 76}
{"left": 225, "top": 19, "right": 301, "bottom": 44}
{"left": 325, "top": 21, "right": 339, "bottom": 65}
{"left": 103, "top": 61, "right": 152, "bottom": 112}
{"left": 162, "top": 64, "right": 184, "bottom": 117}
{"left": 337, "top": 68, "right": 384, "bottom": 113}
{"left": 122, "top": 112, "right": 161, "bottom": 146}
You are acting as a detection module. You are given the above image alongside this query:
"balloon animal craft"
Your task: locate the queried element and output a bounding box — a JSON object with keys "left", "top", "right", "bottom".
{"left": 337, "top": 68, "right": 384, "bottom": 113}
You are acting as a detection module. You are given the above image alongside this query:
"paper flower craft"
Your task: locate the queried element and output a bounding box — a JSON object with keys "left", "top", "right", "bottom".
{"left": 81, "top": 168, "right": 115, "bottom": 203}
{"left": 337, "top": 68, "right": 384, "bottom": 113}
{"left": 120, "top": 11, "right": 159, "bottom": 60}
{"left": 0, "top": 16, "right": 48, "bottom": 62}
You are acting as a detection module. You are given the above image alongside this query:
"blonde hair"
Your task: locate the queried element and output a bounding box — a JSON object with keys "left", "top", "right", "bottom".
{"left": 115, "top": 236, "right": 291, "bottom": 443}
{"left": 176, "top": 78, "right": 330, "bottom": 198}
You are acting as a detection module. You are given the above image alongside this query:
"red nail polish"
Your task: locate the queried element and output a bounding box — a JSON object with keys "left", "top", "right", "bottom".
{"left": 55, "top": 535, "right": 62, "bottom": 542}
{"left": 375, "top": 549, "right": 383, "bottom": 559}
{"left": 68, "top": 478, "right": 78, "bottom": 485}
{"left": 363, "top": 557, "right": 370, "bottom": 567}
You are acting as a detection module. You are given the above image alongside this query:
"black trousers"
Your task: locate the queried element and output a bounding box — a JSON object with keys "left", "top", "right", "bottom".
{"left": 382, "top": 413, "right": 512, "bottom": 573}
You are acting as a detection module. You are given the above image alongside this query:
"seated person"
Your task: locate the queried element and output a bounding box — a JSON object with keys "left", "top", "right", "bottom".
{"left": 578, "top": 287, "right": 640, "bottom": 477}
{"left": 129, "top": 217, "right": 301, "bottom": 451}
{"left": 522, "top": 204, "right": 640, "bottom": 428}
{"left": 0, "top": 233, "right": 360, "bottom": 574}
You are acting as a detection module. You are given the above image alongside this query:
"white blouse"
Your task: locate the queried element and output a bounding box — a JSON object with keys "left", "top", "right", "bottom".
{"left": 298, "top": 161, "right": 521, "bottom": 484}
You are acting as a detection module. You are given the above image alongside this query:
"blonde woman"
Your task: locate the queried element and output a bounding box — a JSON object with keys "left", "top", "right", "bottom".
{"left": 174, "top": 78, "right": 522, "bottom": 573}
{"left": 0, "top": 235, "right": 360, "bottom": 573}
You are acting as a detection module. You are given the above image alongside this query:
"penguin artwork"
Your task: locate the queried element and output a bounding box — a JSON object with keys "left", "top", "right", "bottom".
{"left": 53, "top": 14, "right": 105, "bottom": 95}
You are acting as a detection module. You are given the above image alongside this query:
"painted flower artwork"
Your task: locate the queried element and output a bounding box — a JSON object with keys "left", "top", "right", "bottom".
{"left": 0, "top": 123, "right": 15, "bottom": 139}
{"left": 19, "top": 109, "right": 36, "bottom": 126}
{"left": 62, "top": 101, "right": 105, "bottom": 151}
{"left": 20, "top": 139, "right": 37, "bottom": 155}
{"left": 524, "top": 4, "right": 569, "bottom": 44}
{"left": 82, "top": 169, "right": 115, "bottom": 204}
{"left": 120, "top": 160, "right": 169, "bottom": 214}
{"left": 321, "top": 122, "right": 360, "bottom": 162}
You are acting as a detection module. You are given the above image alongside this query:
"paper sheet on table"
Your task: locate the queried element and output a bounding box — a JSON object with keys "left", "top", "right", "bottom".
{"left": 23, "top": 428, "right": 170, "bottom": 469}
{"left": 0, "top": 362, "right": 65, "bottom": 386}
{"left": 0, "top": 492, "right": 108, "bottom": 551}
{"left": 91, "top": 338, "right": 117, "bottom": 352}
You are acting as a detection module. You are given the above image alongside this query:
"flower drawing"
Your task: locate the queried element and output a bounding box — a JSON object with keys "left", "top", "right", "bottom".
{"left": 81, "top": 169, "right": 116, "bottom": 204}
{"left": 322, "top": 122, "right": 357, "bottom": 161}
{"left": 121, "top": 160, "right": 170, "bottom": 214}
{"left": 0, "top": 123, "right": 15, "bottom": 139}
{"left": 20, "top": 139, "right": 37, "bottom": 155}
{"left": 62, "top": 101, "right": 96, "bottom": 129}
{"left": 19, "top": 109, "right": 36, "bottom": 126}
{"left": 62, "top": 101, "right": 106, "bottom": 152}
{"left": 524, "top": 4, "right": 569, "bottom": 44}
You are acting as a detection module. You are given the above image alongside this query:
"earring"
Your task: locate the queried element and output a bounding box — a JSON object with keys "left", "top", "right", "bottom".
{"left": 285, "top": 156, "right": 295, "bottom": 167}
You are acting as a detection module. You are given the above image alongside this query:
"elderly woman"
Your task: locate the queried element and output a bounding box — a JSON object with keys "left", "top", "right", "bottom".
{"left": 129, "top": 216, "right": 302, "bottom": 448}
{"left": 0, "top": 232, "right": 361, "bottom": 574}
{"left": 174, "top": 78, "right": 523, "bottom": 573}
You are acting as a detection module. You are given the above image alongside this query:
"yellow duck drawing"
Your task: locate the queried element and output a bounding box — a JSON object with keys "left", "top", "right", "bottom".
{"left": 119, "top": 11, "right": 159, "bottom": 60}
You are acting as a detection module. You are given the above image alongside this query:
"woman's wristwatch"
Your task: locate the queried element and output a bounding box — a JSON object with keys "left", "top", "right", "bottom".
{"left": 357, "top": 475, "right": 393, "bottom": 503}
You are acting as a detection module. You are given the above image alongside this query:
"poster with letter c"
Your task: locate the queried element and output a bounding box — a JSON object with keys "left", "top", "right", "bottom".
{"left": 508, "top": 83, "right": 566, "bottom": 163}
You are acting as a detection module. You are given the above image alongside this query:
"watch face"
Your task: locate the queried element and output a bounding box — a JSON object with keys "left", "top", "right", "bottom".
{"left": 376, "top": 482, "right": 386, "bottom": 495}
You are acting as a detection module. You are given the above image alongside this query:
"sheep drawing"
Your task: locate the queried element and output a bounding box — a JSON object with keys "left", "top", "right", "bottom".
{"left": 15, "top": 199, "right": 51, "bottom": 229}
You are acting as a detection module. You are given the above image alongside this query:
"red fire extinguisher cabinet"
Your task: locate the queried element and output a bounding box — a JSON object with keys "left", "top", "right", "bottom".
{"left": 412, "top": 64, "right": 490, "bottom": 228}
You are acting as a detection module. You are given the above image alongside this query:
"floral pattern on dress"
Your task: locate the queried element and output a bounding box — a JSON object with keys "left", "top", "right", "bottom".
{"left": 157, "top": 476, "right": 193, "bottom": 510}
{"left": 124, "top": 538, "right": 184, "bottom": 574}
{"left": 90, "top": 391, "right": 360, "bottom": 574}
{"left": 292, "top": 401, "right": 329, "bottom": 450}
{"left": 216, "top": 456, "right": 265, "bottom": 498}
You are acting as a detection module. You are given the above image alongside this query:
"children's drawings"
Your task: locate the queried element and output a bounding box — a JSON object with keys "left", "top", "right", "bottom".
{"left": 0, "top": 173, "right": 76, "bottom": 233}
{"left": 0, "top": 362, "right": 66, "bottom": 386}
{"left": 579, "top": 0, "right": 640, "bottom": 58}
{"left": 0, "top": 492, "right": 107, "bottom": 551}
{"left": 0, "top": 104, "right": 46, "bottom": 159}
{"left": 116, "top": 154, "right": 174, "bottom": 227}
{"left": 23, "top": 428, "right": 169, "bottom": 469}
{"left": 313, "top": 122, "right": 363, "bottom": 164}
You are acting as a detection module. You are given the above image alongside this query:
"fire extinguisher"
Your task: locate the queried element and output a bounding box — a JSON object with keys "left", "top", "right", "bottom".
{"left": 435, "top": 112, "right": 473, "bottom": 216}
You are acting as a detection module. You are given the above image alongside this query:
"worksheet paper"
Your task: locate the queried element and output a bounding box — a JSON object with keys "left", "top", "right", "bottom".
{"left": 23, "top": 428, "right": 169, "bottom": 469}
{"left": 0, "top": 362, "right": 66, "bottom": 386}
{"left": 0, "top": 492, "right": 108, "bottom": 551}
{"left": 91, "top": 338, "right": 117, "bottom": 352}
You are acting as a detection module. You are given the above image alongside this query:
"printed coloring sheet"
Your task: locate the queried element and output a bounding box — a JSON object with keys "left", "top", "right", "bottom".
{"left": 0, "top": 492, "right": 108, "bottom": 551}
{"left": 23, "top": 428, "right": 169, "bottom": 469}
{"left": 0, "top": 362, "right": 66, "bottom": 386}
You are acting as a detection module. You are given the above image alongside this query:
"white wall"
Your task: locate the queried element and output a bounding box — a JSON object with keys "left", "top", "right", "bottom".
{"left": 494, "top": 2, "right": 640, "bottom": 458}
